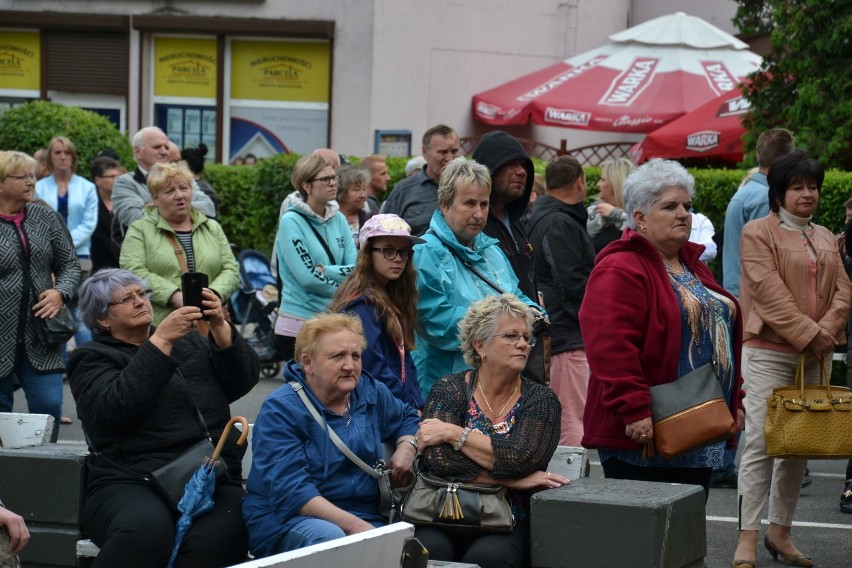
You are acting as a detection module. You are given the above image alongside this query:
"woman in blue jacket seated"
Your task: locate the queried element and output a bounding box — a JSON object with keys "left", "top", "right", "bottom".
{"left": 243, "top": 313, "right": 420, "bottom": 557}
{"left": 330, "top": 214, "right": 426, "bottom": 411}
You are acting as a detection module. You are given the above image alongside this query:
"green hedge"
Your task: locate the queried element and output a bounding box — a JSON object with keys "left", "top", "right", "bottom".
{"left": 204, "top": 155, "right": 852, "bottom": 257}
{"left": 0, "top": 101, "right": 134, "bottom": 174}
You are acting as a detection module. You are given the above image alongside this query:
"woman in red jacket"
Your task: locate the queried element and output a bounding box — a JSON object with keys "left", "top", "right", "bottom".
{"left": 579, "top": 159, "right": 744, "bottom": 500}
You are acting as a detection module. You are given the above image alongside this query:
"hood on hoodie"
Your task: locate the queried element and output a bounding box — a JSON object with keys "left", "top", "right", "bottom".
{"left": 472, "top": 130, "right": 534, "bottom": 221}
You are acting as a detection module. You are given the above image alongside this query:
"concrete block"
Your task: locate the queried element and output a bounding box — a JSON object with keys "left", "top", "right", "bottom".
{"left": 0, "top": 442, "right": 89, "bottom": 567}
{"left": 531, "top": 478, "right": 706, "bottom": 568}
{"left": 0, "top": 413, "right": 53, "bottom": 448}
{"left": 546, "top": 446, "right": 589, "bottom": 480}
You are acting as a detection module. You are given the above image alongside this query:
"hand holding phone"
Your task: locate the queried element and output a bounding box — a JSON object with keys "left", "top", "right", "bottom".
{"left": 181, "top": 272, "right": 209, "bottom": 317}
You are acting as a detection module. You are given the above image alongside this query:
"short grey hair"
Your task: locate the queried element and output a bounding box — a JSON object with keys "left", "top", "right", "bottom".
{"left": 78, "top": 268, "right": 148, "bottom": 334}
{"left": 132, "top": 126, "right": 165, "bottom": 150}
{"left": 623, "top": 159, "right": 695, "bottom": 229}
{"left": 336, "top": 165, "right": 370, "bottom": 201}
{"left": 458, "top": 294, "right": 534, "bottom": 367}
{"left": 437, "top": 157, "right": 491, "bottom": 208}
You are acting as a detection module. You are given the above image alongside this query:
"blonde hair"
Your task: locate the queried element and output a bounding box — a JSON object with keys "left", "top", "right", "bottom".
{"left": 600, "top": 158, "right": 635, "bottom": 208}
{"left": 46, "top": 136, "right": 78, "bottom": 173}
{"left": 458, "top": 294, "right": 533, "bottom": 367}
{"left": 147, "top": 161, "right": 194, "bottom": 199}
{"left": 295, "top": 312, "right": 367, "bottom": 361}
{"left": 0, "top": 150, "right": 36, "bottom": 182}
{"left": 292, "top": 154, "right": 334, "bottom": 198}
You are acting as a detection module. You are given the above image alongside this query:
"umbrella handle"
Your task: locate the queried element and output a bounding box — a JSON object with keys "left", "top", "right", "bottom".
{"left": 211, "top": 416, "right": 249, "bottom": 461}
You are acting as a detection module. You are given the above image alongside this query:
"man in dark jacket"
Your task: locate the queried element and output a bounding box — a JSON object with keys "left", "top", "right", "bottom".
{"left": 472, "top": 131, "right": 537, "bottom": 301}
{"left": 525, "top": 156, "right": 595, "bottom": 445}
{"left": 472, "top": 131, "right": 547, "bottom": 383}
{"left": 381, "top": 124, "right": 460, "bottom": 236}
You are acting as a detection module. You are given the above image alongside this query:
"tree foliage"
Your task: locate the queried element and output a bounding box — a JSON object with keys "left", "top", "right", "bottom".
{"left": 734, "top": 0, "right": 852, "bottom": 169}
{"left": 0, "top": 101, "right": 134, "bottom": 175}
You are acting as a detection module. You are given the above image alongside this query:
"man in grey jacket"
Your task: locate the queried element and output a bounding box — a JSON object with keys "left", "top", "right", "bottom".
{"left": 112, "top": 126, "right": 215, "bottom": 232}
{"left": 381, "top": 124, "right": 459, "bottom": 236}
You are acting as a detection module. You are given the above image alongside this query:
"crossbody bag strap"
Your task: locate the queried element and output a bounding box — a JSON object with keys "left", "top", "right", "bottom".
{"left": 288, "top": 381, "right": 380, "bottom": 480}
{"left": 291, "top": 211, "right": 337, "bottom": 265}
{"left": 425, "top": 229, "right": 505, "bottom": 294}
{"left": 164, "top": 231, "right": 189, "bottom": 273}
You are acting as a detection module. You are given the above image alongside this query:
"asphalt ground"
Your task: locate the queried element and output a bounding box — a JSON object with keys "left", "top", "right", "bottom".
{"left": 16, "top": 375, "right": 852, "bottom": 567}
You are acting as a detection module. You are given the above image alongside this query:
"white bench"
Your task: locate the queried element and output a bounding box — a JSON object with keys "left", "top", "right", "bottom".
{"left": 228, "top": 523, "right": 415, "bottom": 567}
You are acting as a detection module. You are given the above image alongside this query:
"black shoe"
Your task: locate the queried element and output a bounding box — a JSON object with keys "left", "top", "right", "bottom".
{"left": 801, "top": 474, "right": 813, "bottom": 489}
{"left": 711, "top": 471, "right": 738, "bottom": 488}
{"left": 841, "top": 480, "right": 852, "bottom": 514}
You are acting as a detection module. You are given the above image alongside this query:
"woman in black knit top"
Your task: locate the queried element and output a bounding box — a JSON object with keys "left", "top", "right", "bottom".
{"left": 414, "top": 294, "right": 567, "bottom": 568}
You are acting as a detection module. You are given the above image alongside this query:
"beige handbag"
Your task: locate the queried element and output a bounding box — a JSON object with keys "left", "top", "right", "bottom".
{"left": 765, "top": 356, "right": 852, "bottom": 459}
{"left": 400, "top": 460, "right": 514, "bottom": 534}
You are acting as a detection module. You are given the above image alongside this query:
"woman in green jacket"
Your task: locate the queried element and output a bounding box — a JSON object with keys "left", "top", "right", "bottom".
{"left": 119, "top": 161, "right": 239, "bottom": 324}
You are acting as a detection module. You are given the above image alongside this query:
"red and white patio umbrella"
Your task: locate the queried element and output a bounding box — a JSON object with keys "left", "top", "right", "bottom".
{"left": 472, "top": 12, "right": 761, "bottom": 133}
{"left": 630, "top": 86, "right": 751, "bottom": 163}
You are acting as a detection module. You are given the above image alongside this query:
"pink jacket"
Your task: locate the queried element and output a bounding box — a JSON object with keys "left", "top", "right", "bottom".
{"left": 740, "top": 212, "right": 852, "bottom": 351}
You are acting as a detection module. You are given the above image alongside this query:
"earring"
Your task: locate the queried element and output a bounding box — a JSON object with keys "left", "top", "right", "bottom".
{"left": 481, "top": 353, "right": 487, "bottom": 362}
{"left": 641, "top": 226, "right": 647, "bottom": 233}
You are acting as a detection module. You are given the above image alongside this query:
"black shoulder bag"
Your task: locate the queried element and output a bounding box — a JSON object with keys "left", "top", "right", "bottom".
{"left": 86, "top": 369, "right": 227, "bottom": 510}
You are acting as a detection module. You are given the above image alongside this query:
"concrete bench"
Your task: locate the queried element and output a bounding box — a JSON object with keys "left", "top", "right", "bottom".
{"left": 0, "top": 412, "right": 54, "bottom": 448}
{"left": 531, "top": 477, "right": 706, "bottom": 568}
{"left": 228, "top": 523, "right": 415, "bottom": 567}
{"left": 0, "top": 441, "right": 89, "bottom": 567}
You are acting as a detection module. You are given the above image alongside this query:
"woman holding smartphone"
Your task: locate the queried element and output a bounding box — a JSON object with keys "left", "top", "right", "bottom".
{"left": 120, "top": 161, "right": 239, "bottom": 324}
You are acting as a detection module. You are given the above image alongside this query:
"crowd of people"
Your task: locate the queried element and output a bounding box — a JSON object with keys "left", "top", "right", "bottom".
{"left": 1, "top": 122, "right": 850, "bottom": 568}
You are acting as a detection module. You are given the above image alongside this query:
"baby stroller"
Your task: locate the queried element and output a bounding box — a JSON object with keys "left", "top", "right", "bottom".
{"left": 229, "top": 249, "right": 284, "bottom": 378}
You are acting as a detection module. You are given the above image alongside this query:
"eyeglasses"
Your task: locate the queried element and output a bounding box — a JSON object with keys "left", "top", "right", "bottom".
{"left": 490, "top": 331, "right": 536, "bottom": 347}
{"left": 371, "top": 247, "right": 412, "bottom": 261}
{"left": 6, "top": 173, "right": 36, "bottom": 181}
{"left": 308, "top": 175, "right": 337, "bottom": 186}
{"left": 108, "top": 289, "right": 153, "bottom": 307}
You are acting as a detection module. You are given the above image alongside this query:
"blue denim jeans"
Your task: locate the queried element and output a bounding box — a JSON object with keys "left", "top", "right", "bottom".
{"left": 61, "top": 306, "right": 92, "bottom": 364}
{"left": 277, "top": 517, "right": 384, "bottom": 554}
{"left": 0, "top": 357, "right": 64, "bottom": 441}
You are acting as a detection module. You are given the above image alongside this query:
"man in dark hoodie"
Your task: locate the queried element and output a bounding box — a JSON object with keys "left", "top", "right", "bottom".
{"left": 472, "top": 131, "right": 548, "bottom": 384}
{"left": 525, "top": 156, "right": 595, "bottom": 446}
{"left": 472, "top": 131, "right": 537, "bottom": 300}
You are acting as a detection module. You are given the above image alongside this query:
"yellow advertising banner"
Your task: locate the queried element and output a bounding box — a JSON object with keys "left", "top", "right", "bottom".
{"left": 0, "top": 31, "right": 41, "bottom": 91}
{"left": 231, "top": 40, "right": 330, "bottom": 102}
{"left": 154, "top": 37, "right": 217, "bottom": 98}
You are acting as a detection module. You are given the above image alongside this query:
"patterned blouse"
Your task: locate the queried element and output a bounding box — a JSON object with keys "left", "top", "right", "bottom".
{"left": 599, "top": 262, "right": 737, "bottom": 469}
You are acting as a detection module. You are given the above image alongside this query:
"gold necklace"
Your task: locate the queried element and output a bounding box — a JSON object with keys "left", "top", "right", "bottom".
{"left": 477, "top": 374, "right": 519, "bottom": 420}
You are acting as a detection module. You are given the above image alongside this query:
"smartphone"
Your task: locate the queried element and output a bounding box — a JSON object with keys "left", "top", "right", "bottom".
{"left": 181, "top": 272, "right": 209, "bottom": 316}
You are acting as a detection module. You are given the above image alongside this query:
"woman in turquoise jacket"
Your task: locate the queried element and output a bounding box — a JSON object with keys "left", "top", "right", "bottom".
{"left": 273, "top": 154, "right": 357, "bottom": 360}
{"left": 412, "top": 158, "right": 542, "bottom": 398}
{"left": 119, "top": 162, "right": 239, "bottom": 324}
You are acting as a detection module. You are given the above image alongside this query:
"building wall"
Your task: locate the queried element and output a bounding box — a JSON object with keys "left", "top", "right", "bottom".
{"left": 0, "top": 0, "right": 741, "bottom": 158}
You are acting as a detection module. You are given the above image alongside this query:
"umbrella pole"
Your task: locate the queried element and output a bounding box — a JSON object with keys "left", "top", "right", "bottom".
{"left": 212, "top": 416, "right": 249, "bottom": 461}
